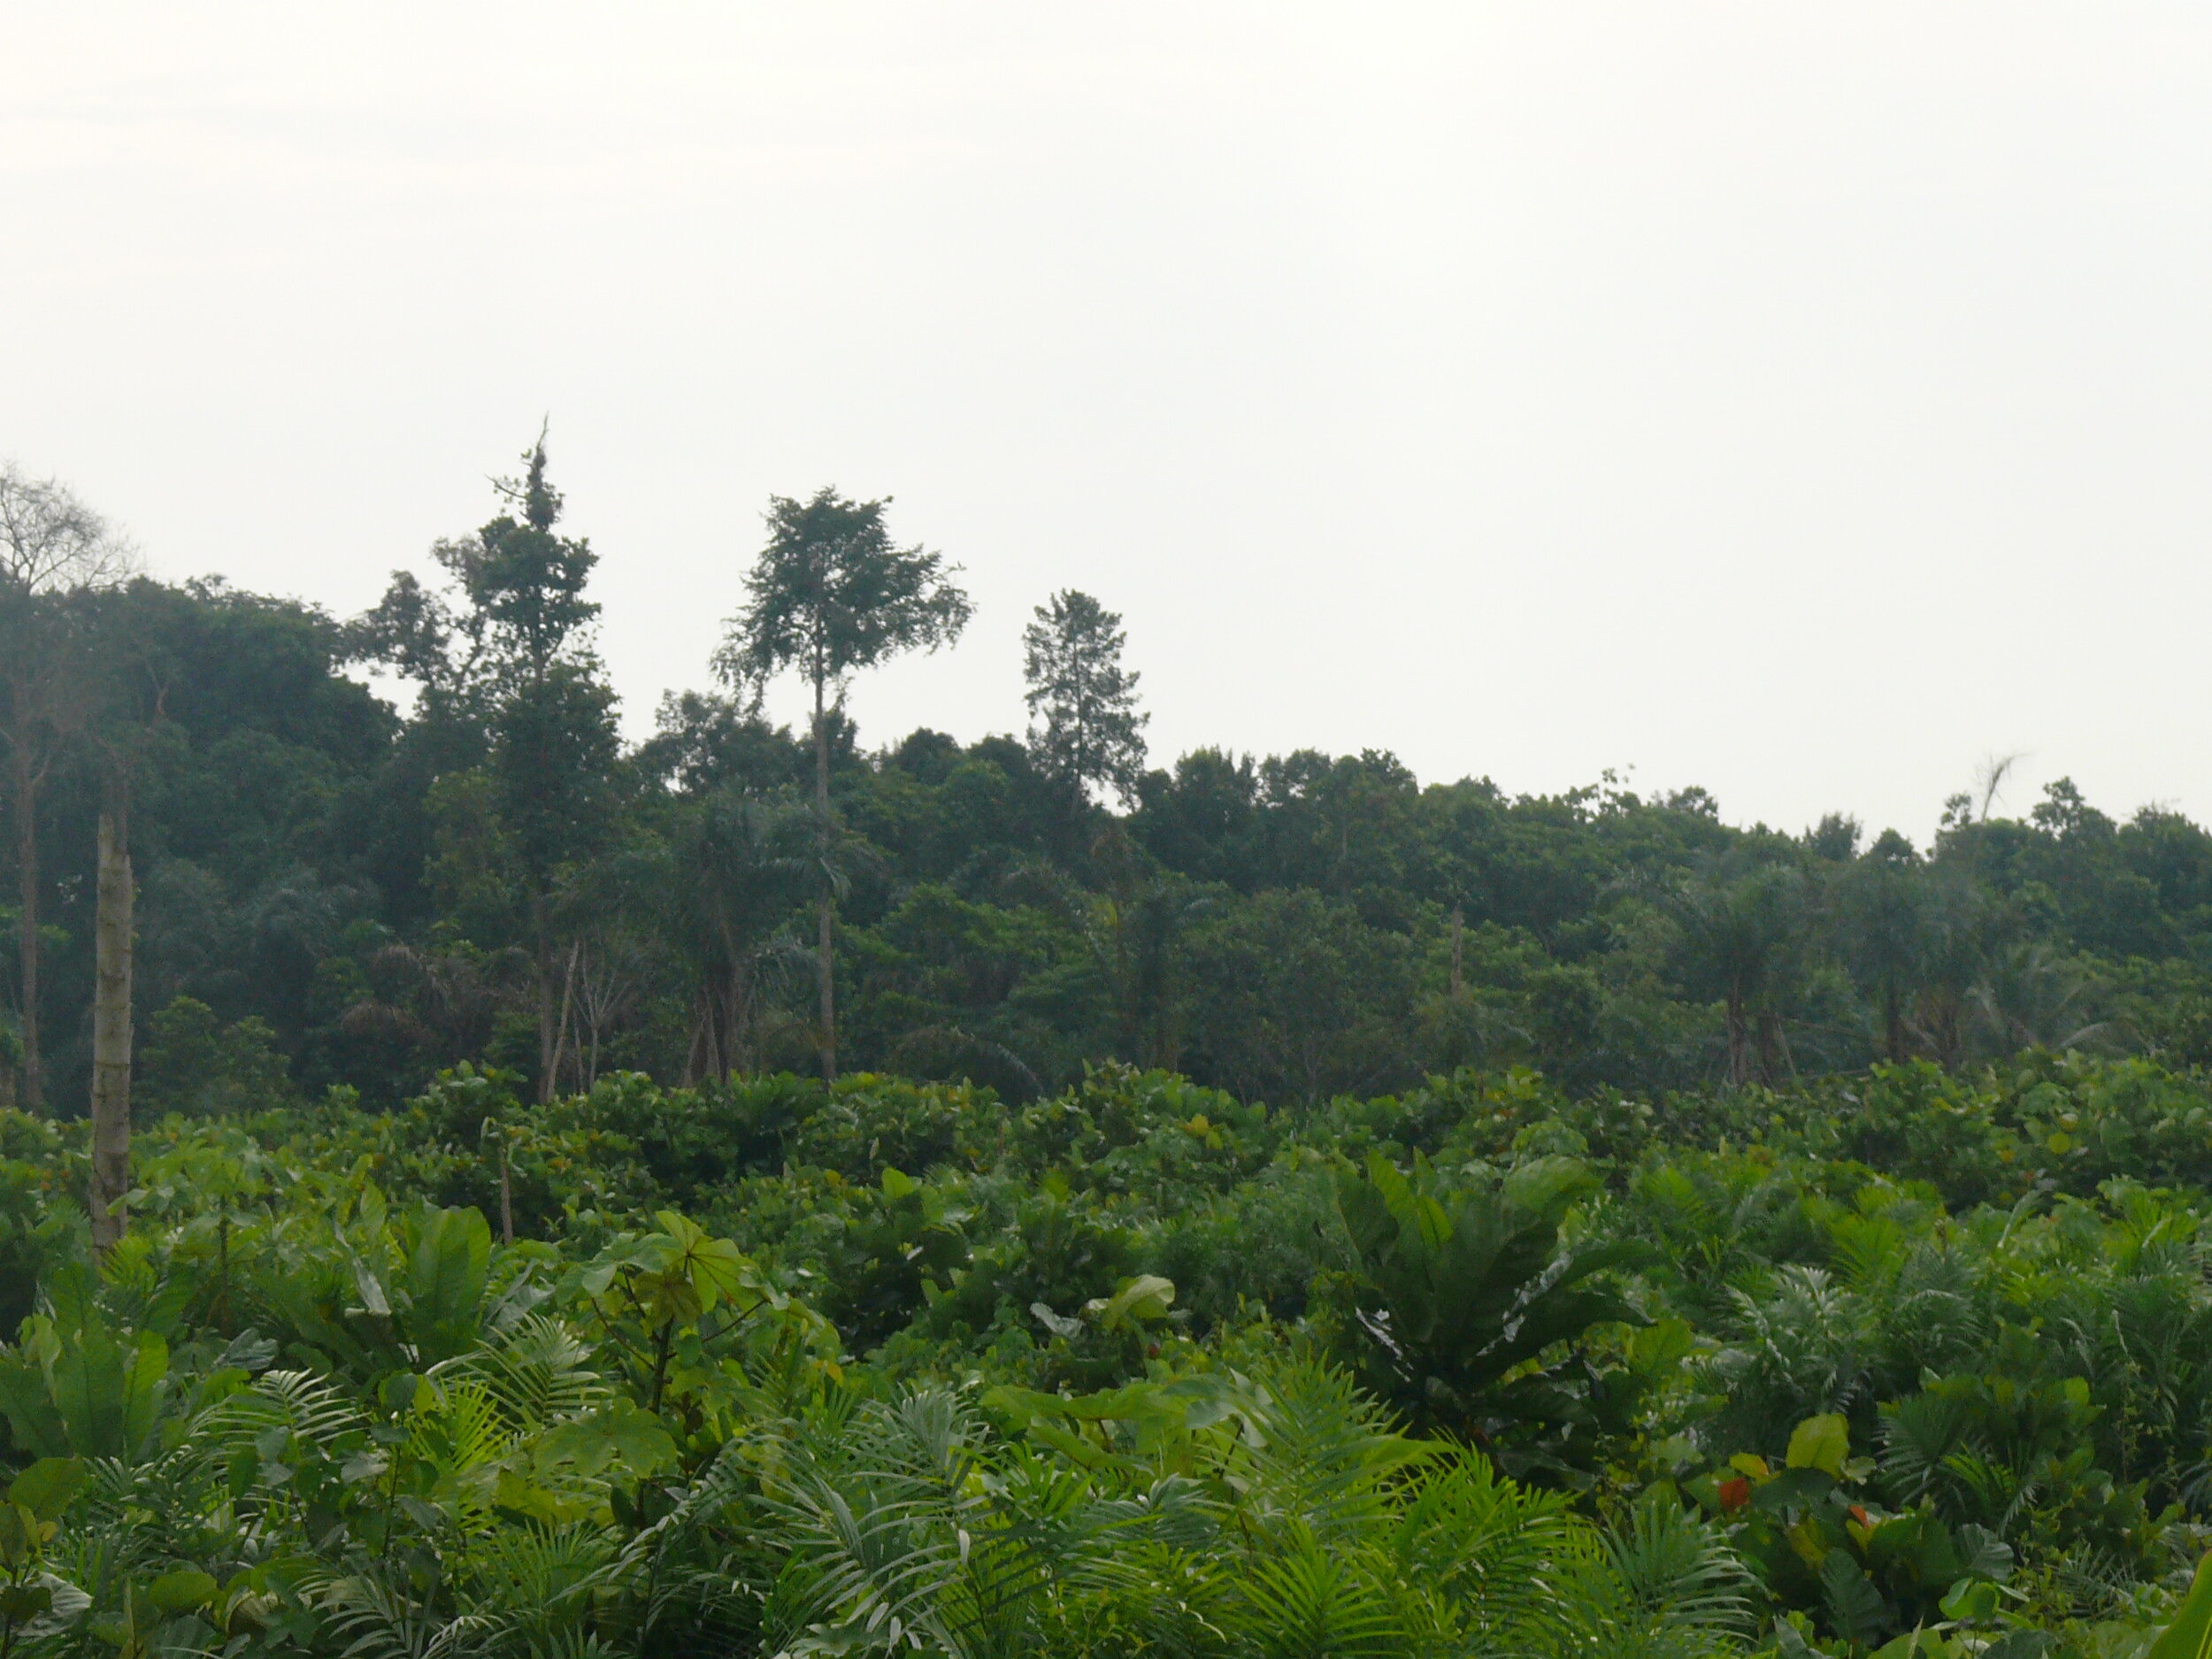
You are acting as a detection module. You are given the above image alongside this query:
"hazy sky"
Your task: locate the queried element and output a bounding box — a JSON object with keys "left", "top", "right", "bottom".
{"left": 6, "top": 4, "right": 2209, "bottom": 843}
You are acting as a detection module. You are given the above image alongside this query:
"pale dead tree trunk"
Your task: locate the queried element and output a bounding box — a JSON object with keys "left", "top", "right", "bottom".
{"left": 88, "top": 809, "right": 134, "bottom": 1250}
{"left": 573, "top": 936, "right": 634, "bottom": 1092}
{"left": 682, "top": 1008, "right": 709, "bottom": 1087}
{"left": 730, "top": 969, "right": 756, "bottom": 1079}
{"left": 547, "top": 936, "right": 580, "bottom": 1096}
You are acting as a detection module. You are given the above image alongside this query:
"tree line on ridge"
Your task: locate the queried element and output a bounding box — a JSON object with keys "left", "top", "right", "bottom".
{"left": 4, "top": 436, "right": 2211, "bottom": 1141}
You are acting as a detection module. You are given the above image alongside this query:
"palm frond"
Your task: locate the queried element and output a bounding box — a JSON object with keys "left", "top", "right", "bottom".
{"left": 1227, "top": 1535, "right": 1419, "bottom": 1659}
{"left": 1601, "top": 1491, "right": 1756, "bottom": 1634}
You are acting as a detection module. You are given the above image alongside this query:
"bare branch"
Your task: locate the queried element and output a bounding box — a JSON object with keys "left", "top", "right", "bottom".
{"left": 0, "top": 461, "right": 139, "bottom": 593}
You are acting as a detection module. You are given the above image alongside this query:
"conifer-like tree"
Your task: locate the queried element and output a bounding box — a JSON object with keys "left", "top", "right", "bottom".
{"left": 352, "top": 429, "right": 618, "bottom": 1102}
{"left": 1023, "top": 588, "right": 1148, "bottom": 803}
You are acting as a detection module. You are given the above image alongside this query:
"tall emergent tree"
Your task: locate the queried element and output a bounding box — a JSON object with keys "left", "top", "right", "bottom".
{"left": 0, "top": 462, "right": 134, "bottom": 1115}
{"left": 1023, "top": 588, "right": 1148, "bottom": 803}
{"left": 352, "top": 430, "right": 618, "bottom": 1102}
{"left": 717, "top": 488, "right": 970, "bottom": 1082}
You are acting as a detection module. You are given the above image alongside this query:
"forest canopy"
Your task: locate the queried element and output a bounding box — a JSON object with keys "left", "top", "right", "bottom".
{"left": 4, "top": 442, "right": 2208, "bottom": 1122}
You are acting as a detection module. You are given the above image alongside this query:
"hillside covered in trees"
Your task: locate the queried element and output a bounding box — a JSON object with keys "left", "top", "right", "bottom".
{"left": 15, "top": 447, "right": 2212, "bottom": 1658}
{"left": 4, "top": 443, "right": 2209, "bottom": 1124}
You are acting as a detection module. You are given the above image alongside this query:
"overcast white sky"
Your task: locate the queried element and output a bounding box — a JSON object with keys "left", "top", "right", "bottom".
{"left": 5, "top": 4, "right": 2209, "bottom": 843}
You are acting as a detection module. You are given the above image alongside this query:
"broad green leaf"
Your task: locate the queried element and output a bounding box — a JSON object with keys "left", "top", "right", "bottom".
{"left": 350, "top": 1257, "right": 392, "bottom": 1318}
{"left": 0, "top": 1504, "right": 39, "bottom": 1571}
{"left": 1787, "top": 1413, "right": 1850, "bottom": 1478}
{"left": 119, "top": 1333, "right": 168, "bottom": 1461}
{"left": 988, "top": 1381, "right": 1164, "bottom": 1427}
{"left": 144, "top": 1570, "right": 218, "bottom": 1616}
{"left": 2147, "top": 1550, "right": 2212, "bottom": 1659}
{"left": 1084, "top": 1274, "right": 1176, "bottom": 1331}
{"left": 1750, "top": 1466, "right": 1837, "bottom": 1513}
{"left": 7, "top": 1458, "right": 86, "bottom": 1524}
{"left": 0, "top": 1582, "right": 50, "bottom": 1623}
{"left": 684, "top": 1235, "right": 755, "bottom": 1312}
{"left": 535, "top": 1399, "right": 679, "bottom": 1480}
{"left": 405, "top": 1207, "right": 492, "bottom": 1360}
{"left": 1870, "top": 1632, "right": 1952, "bottom": 1659}
{"left": 492, "top": 1468, "right": 563, "bottom": 1522}
{"left": 567, "top": 1237, "right": 663, "bottom": 1302}
{"left": 1940, "top": 1578, "right": 2001, "bottom": 1623}
{"left": 1501, "top": 1155, "right": 1598, "bottom": 1219}
{"left": 651, "top": 1211, "right": 757, "bottom": 1312}
{"left": 1030, "top": 1302, "right": 1083, "bottom": 1340}
{"left": 19, "top": 1574, "right": 88, "bottom": 1640}
{"left": 1955, "top": 1525, "right": 2013, "bottom": 1581}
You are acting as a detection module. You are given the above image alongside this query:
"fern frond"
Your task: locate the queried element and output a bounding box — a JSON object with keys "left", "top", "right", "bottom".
{"left": 432, "top": 1312, "right": 610, "bottom": 1433}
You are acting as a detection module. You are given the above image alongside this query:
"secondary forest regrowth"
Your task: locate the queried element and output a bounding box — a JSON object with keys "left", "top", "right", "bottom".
{"left": 7, "top": 442, "right": 2212, "bottom": 1655}
{"left": 5, "top": 443, "right": 2208, "bottom": 1122}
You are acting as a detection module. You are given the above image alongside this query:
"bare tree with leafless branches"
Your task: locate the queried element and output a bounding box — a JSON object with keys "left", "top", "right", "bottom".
{"left": 0, "top": 463, "right": 137, "bottom": 593}
{"left": 0, "top": 462, "right": 137, "bottom": 1114}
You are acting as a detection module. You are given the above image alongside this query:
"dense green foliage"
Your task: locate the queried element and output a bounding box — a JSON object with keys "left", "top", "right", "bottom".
{"left": 9, "top": 445, "right": 2212, "bottom": 1119}
{"left": 15, "top": 445, "right": 2212, "bottom": 1654}
{"left": 2, "top": 1058, "right": 2212, "bottom": 1653}
{"left": 11, "top": 551, "right": 2212, "bottom": 1118}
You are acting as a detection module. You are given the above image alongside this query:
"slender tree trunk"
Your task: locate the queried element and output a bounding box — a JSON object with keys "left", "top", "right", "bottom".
{"left": 1724, "top": 988, "right": 1750, "bottom": 1087}
{"left": 1883, "top": 982, "right": 1907, "bottom": 1064}
{"left": 812, "top": 666, "right": 835, "bottom": 1085}
{"left": 683, "top": 1004, "right": 708, "bottom": 1087}
{"left": 695, "top": 986, "right": 717, "bottom": 1082}
{"left": 11, "top": 746, "right": 41, "bottom": 1115}
{"left": 534, "top": 892, "right": 556, "bottom": 1104}
{"left": 549, "top": 937, "right": 580, "bottom": 1095}
{"left": 1113, "top": 901, "right": 1138, "bottom": 1058}
{"left": 1754, "top": 1009, "right": 1785, "bottom": 1087}
{"left": 1449, "top": 907, "right": 1464, "bottom": 999}
{"left": 88, "top": 810, "right": 134, "bottom": 1251}
{"left": 732, "top": 972, "right": 754, "bottom": 1078}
